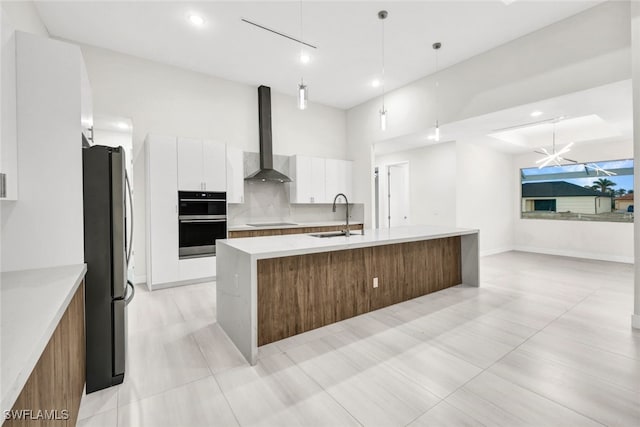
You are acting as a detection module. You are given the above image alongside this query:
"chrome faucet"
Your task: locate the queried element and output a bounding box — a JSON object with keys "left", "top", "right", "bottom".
{"left": 332, "top": 193, "right": 350, "bottom": 236}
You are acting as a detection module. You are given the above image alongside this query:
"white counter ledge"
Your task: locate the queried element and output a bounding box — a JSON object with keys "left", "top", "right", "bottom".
{"left": 219, "top": 224, "right": 478, "bottom": 259}
{"left": 217, "top": 225, "right": 479, "bottom": 364}
{"left": 227, "top": 220, "right": 364, "bottom": 232}
{"left": 1, "top": 264, "right": 87, "bottom": 414}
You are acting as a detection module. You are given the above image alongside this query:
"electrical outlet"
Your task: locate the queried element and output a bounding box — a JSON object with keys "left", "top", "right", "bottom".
{"left": 373, "top": 277, "right": 379, "bottom": 288}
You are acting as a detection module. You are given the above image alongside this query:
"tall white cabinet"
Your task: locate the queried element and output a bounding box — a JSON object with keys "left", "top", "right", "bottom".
{"left": 146, "top": 134, "right": 221, "bottom": 290}
{"left": 146, "top": 134, "right": 180, "bottom": 287}
{"left": 177, "top": 137, "right": 226, "bottom": 191}
{"left": 226, "top": 145, "right": 245, "bottom": 203}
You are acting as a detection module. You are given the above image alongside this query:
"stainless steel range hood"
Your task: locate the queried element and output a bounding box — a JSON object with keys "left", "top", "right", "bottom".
{"left": 245, "top": 85, "right": 292, "bottom": 183}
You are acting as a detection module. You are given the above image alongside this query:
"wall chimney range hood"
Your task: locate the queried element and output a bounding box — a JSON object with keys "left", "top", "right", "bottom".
{"left": 245, "top": 85, "right": 292, "bottom": 183}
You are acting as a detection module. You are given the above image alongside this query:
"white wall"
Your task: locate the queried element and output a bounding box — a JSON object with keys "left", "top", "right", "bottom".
{"left": 375, "top": 141, "right": 515, "bottom": 256}
{"left": 0, "top": 1, "right": 48, "bottom": 37}
{"left": 513, "top": 139, "right": 633, "bottom": 263}
{"left": 375, "top": 142, "right": 457, "bottom": 228}
{"left": 348, "top": 1, "right": 632, "bottom": 227}
{"left": 78, "top": 43, "right": 348, "bottom": 282}
{"left": 456, "top": 141, "right": 515, "bottom": 256}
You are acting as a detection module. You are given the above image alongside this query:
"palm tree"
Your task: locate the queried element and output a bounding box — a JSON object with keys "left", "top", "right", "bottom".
{"left": 591, "top": 178, "right": 617, "bottom": 194}
{"left": 614, "top": 188, "right": 627, "bottom": 197}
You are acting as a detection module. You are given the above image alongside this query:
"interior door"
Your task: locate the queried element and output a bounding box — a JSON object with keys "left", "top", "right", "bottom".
{"left": 388, "top": 163, "right": 410, "bottom": 227}
{"left": 177, "top": 137, "right": 203, "bottom": 191}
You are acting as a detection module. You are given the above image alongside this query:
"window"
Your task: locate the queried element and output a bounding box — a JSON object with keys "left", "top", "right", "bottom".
{"left": 521, "top": 159, "right": 633, "bottom": 223}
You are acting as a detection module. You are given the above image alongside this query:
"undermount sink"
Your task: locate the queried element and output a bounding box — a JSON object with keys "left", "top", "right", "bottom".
{"left": 310, "top": 230, "right": 363, "bottom": 238}
{"left": 310, "top": 231, "right": 349, "bottom": 238}
{"left": 246, "top": 222, "right": 298, "bottom": 227}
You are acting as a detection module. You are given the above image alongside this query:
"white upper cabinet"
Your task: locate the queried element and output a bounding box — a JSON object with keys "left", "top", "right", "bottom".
{"left": 325, "top": 159, "right": 353, "bottom": 202}
{"left": 202, "top": 139, "right": 226, "bottom": 192}
{"left": 145, "top": 134, "right": 179, "bottom": 286}
{"left": 177, "top": 138, "right": 226, "bottom": 192}
{"left": 290, "top": 155, "right": 353, "bottom": 204}
{"left": 290, "top": 155, "right": 323, "bottom": 203}
{"left": 177, "top": 137, "right": 204, "bottom": 191}
{"left": 226, "top": 145, "right": 244, "bottom": 203}
{"left": 0, "top": 11, "right": 17, "bottom": 200}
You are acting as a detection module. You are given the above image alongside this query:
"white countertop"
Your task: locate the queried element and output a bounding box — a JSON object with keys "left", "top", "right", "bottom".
{"left": 218, "top": 225, "right": 478, "bottom": 259}
{"left": 228, "top": 220, "right": 364, "bottom": 232}
{"left": 1, "top": 264, "right": 87, "bottom": 414}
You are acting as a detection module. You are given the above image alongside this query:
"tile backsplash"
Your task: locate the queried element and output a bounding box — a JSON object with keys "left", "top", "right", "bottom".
{"left": 227, "top": 152, "right": 364, "bottom": 226}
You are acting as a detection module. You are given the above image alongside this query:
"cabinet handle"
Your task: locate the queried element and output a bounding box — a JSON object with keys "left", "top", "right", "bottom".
{"left": 0, "top": 173, "right": 5, "bottom": 198}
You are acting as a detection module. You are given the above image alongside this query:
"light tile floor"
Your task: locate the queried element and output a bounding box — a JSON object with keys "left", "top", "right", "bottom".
{"left": 77, "top": 251, "right": 640, "bottom": 427}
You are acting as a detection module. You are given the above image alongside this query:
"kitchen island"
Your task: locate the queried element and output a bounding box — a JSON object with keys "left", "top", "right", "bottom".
{"left": 216, "top": 225, "right": 479, "bottom": 364}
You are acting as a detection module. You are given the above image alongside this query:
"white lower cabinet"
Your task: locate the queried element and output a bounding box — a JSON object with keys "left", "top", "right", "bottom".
{"left": 178, "top": 257, "right": 216, "bottom": 282}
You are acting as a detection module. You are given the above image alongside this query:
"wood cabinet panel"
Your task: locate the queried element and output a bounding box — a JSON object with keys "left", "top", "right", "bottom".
{"left": 228, "top": 223, "right": 363, "bottom": 239}
{"left": 4, "top": 282, "right": 85, "bottom": 427}
{"left": 257, "top": 237, "right": 461, "bottom": 346}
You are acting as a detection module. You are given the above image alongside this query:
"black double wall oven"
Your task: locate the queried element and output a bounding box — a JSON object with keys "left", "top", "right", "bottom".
{"left": 178, "top": 191, "right": 227, "bottom": 258}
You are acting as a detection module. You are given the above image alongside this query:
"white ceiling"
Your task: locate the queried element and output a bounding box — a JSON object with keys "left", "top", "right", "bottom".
{"left": 374, "top": 79, "right": 633, "bottom": 155}
{"left": 488, "top": 115, "right": 622, "bottom": 149}
{"left": 34, "top": 1, "right": 604, "bottom": 109}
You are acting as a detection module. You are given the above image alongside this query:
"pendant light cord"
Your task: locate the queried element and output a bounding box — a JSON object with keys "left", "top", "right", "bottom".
{"left": 381, "top": 15, "right": 385, "bottom": 109}
{"left": 299, "top": 0, "right": 304, "bottom": 85}
{"left": 435, "top": 46, "right": 439, "bottom": 126}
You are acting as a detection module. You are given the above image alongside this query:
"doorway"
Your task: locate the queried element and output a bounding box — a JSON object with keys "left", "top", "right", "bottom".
{"left": 375, "top": 161, "right": 410, "bottom": 228}
{"left": 387, "top": 163, "right": 410, "bottom": 227}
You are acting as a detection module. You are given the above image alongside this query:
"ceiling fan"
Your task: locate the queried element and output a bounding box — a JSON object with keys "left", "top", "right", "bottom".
{"left": 583, "top": 163, "right": 617, "bottom": 176}
{"left": 534, "top": 119, "right": 577, "bottom": 168}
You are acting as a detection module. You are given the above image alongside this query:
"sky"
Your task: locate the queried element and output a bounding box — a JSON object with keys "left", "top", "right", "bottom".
{"left": 522, "top": 159, "right": 634, "bottom": 192}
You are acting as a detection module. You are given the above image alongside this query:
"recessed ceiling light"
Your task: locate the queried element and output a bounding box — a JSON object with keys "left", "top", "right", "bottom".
{"left": 300, "top": 52, "right": 310, "bottom": 64}
{"left": 116, "top": 122, "right": 129, "bottom": 130}
{"left": 371, "top": 79, "right": 381, "bottom": 88}
{"left": 188, "top": 14, "right": 205, "bottom": 27}
{"left": 530, "top": 111, "right": 543, "bottom": 117}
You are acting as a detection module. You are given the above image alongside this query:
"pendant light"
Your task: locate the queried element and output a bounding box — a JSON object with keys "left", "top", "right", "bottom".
{"left": 297, "top": 0, "right": 308, "bottom": 110}
{"left": 432, "top": 42, "right": 442, "bottom": 141}
{"left": 378, "top": 10, "right": 388, "bottom": 131}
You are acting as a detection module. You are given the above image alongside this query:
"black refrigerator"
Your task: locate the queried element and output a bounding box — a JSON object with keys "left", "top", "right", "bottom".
{"left": 82, "top": 145, "right": 134, "bottom": 393}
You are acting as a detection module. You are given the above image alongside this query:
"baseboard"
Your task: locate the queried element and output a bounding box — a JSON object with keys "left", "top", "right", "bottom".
{"left": 480, "top": 247, "right": 514, "bottom": 257}
{"left": 513, "top": 245, "right": 633, "bottom": 264}
{"left": 632, "top": 314, "right": 640, "bottom": 330}
{"left": 149, "top": 276, "right": 216, "bottom": 291}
